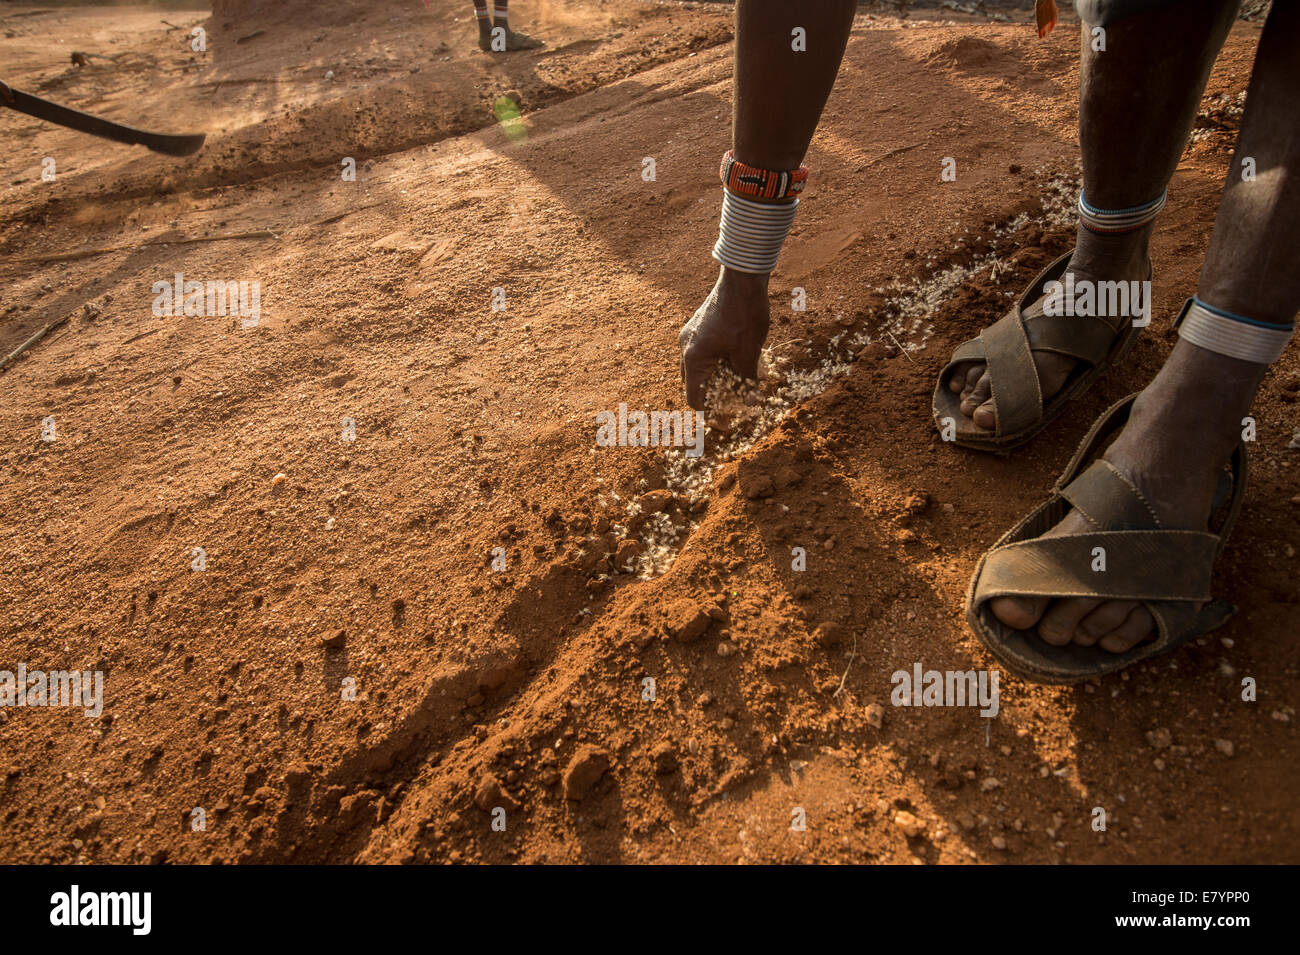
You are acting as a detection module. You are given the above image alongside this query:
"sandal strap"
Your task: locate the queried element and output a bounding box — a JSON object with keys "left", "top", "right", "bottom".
{"left": 973, "top": 529, "right": 1221, "bottom": 605}
{"left": 934, "top": 251, "right": 1152, "bottom": 445}
{"left": 951, "top": 250, "right": 1130, "bottom": 437}
{"left": 1149, "top": 598, "right": 1233, "bottom": 644}
{"left": 947, "top": 337, "right": 986, "bottom": 366}
{"left": 974, "top": 393, "right": 1249, "bottom": 609}
{"left": 1216, "top": 441, "right": 1249, "bottom": 558}
{"left": 970, "top": 250, "right": 1076, "bottom": 436}
{"left": 980, "top": 309, "right": 1043, "bottom": 436}
{"left": 1059, "top": 460, "right": 1162, "bottom": 530}
{"left": 1023, "top": 311, "right": 1128, "bottom": 365}
{"left": 1052, "top": 394, "right": 1249, "bottom": 553}
{"left": 1054, "top": 394, "right": 1138, "bottom": 489}
{"left": 1016, "top": 249, "right": 1076, "bottom": 312}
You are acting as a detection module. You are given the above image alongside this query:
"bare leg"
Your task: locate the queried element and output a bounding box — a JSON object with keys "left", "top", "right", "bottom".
{"left": 993, "top": 0, "right": 1300, "bottom": 651}
{"left": 680, "top": 0, "right": 857, "bottom": 408}
{"left": 950, "top": 0, "right": 1238, "bottom": 430}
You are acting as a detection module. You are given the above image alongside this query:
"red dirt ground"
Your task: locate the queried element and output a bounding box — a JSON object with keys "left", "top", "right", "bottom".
{"left": 0, "top": 1, "right": 1295, "bottom": 864}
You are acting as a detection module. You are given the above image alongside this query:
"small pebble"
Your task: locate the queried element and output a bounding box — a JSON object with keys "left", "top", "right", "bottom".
{"left": 1146, "top": 727, "right": 1172, "bottom": 750}
{"left": 894, "top": 810, "right": 926, "bottom": 838}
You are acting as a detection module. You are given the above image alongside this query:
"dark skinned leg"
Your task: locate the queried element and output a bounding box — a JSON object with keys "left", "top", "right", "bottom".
{"left": 993, "top": 0, "right": 1300, "bottom": 651}
{"left": 950, "top": 0, "right": 1238, "bottom": 430}
{"left": 680, "top": 0, "right": 857, "bottom": 409}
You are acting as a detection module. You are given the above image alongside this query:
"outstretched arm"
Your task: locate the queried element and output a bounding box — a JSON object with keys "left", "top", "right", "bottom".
{"left": 679, "top": 0, "right": 857, "bottom": 409}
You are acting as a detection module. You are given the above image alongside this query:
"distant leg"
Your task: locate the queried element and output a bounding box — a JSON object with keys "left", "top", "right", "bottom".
{"left": 472, "top": 0, "right": 493, "bottom": 52}
{"left": 488, "top": 0, "right": 544, "bottom": 52}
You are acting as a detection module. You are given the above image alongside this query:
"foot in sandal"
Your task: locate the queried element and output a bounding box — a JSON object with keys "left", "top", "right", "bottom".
{"left": 987, "top": 341, "right": 1264, "bottom": 653}
{"left": 934, "top": 5, "right": 1246, "bottom": 449}
{"left": 945, "top": 233, "right": 1150, "bottom": 434}
{"left": 971, "top": 0, "right": 1300, "bottom": 678}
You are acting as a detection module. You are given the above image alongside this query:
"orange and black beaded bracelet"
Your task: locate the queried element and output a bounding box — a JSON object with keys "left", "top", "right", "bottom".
{"left": 719, "top": 149, "right": 808, "bottom": 201}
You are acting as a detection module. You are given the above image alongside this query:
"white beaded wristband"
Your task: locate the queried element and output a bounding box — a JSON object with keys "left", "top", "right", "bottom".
{"left": 712, "top": 188, "right": 798, "bottom": 275}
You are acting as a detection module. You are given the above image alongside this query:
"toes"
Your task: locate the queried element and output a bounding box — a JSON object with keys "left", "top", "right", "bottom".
{"left": 960, "top": 370, "right": 992, "bottom": 419}
{"left": 1001, "top": 595, "right": 1155, "bottom": 653}
{"left": 972, "top": 397, "right": 996, "bottom": 431}
{"left": 1073, "top": 600, "right": 1139, "bottom": 646}
{"left": 1036, "top": 597, "right": 1100, "bottom": 646}
{"left": 949, "top": 362, "right": 983, "bottom": 397}
{"left": 1098, "top": 606, "right": 1156, "bottom": 653}
{"left": 989, "top": 595, "right": 1050, "bottom": 630}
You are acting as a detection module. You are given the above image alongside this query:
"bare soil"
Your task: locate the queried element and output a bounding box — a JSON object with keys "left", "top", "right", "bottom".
{"left": 0, "top": 1, "right": 1295, "bottom": 864}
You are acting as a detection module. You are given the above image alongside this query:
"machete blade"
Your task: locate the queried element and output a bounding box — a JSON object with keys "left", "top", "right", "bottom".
{"left": 0, "top": 81, "right": 205, "bottom": 156}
